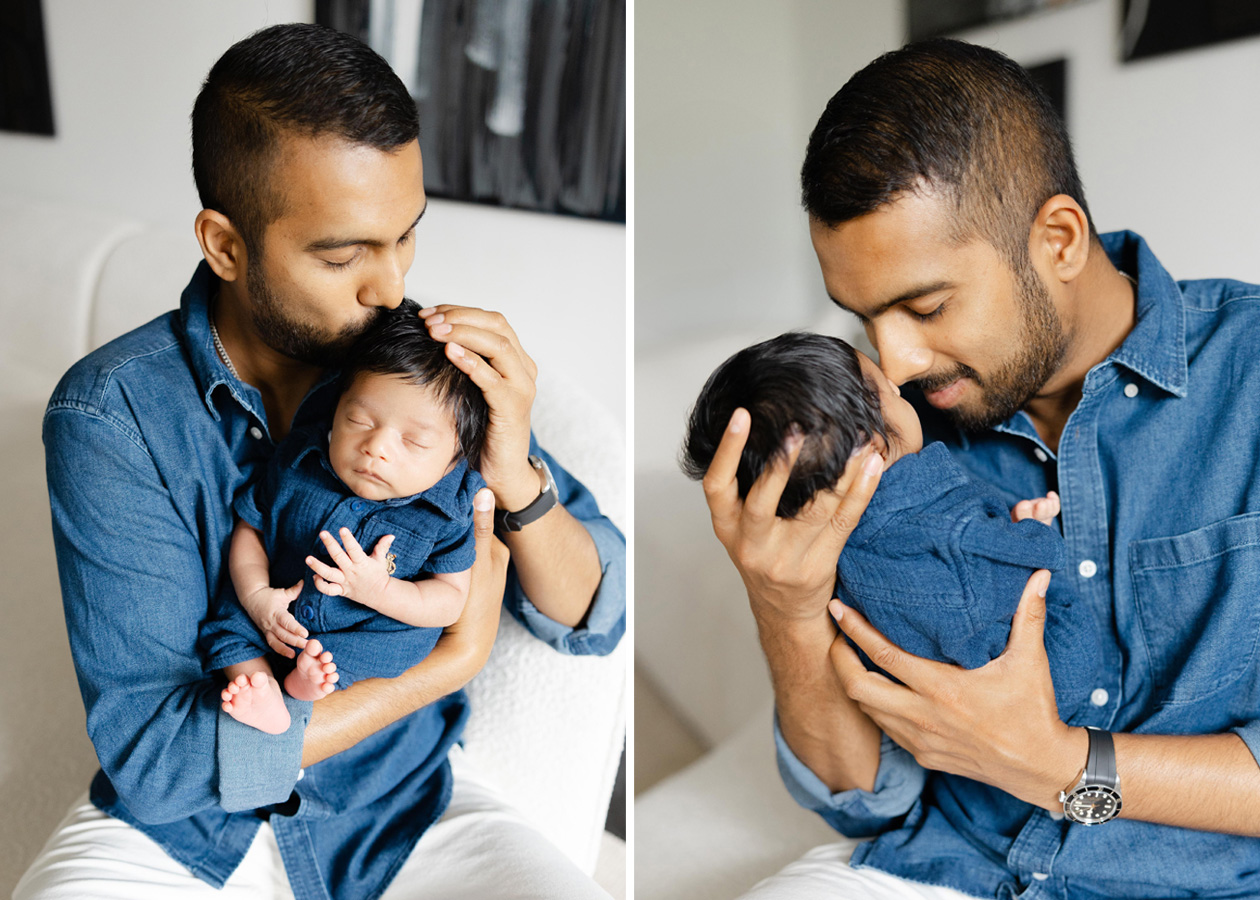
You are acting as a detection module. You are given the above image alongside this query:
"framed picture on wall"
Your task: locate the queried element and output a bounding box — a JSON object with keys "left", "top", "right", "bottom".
{"left": 907, "top": 0, "right": 1086, "bottom": 43}
{"left": 1122, "top": 0, "right": 1260, "bottom": 61}
{"left": 0, "top": 0, "right": 55, "bottom": 136}
{"left": 317, "top": 0, "right": 625, "bottom": 223}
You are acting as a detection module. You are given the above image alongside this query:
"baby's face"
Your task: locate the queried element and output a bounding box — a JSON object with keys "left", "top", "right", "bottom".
{"left": 856, "top": 350, "right": 924, "bottom": 464}
{"left": 328, "top": 372, "right": 460, "bottom": 501}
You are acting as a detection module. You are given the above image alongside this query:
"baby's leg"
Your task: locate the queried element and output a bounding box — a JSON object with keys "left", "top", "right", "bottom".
{"left": 284, "top": 638, "right": 339, "bottom": 701}
{"left": 221, "top": 657, "right": 291, "bottom": 734}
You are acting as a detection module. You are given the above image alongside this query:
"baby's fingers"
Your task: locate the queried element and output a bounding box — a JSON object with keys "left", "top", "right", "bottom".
{"left": 276, "top": 610, "right": 309, "bottom": 640}
{"left": 265, "top": 631, "right": 301, "bottom": 658}
{"left": 313, "top": 574, "right": 345, "bottom": 597}
{"left": 371, "top": 534, "right": 396, "bottom": 560}
{"left": 306, "top": 556, "right": 346, "bottom": 583}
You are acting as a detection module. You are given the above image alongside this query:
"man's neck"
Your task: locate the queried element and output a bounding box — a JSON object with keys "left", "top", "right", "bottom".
{"left": 213, "top": 279, "right": 322, "bottom": 441}
{"left": 1024, "top": 248, "right": 1137, "bottom": 453}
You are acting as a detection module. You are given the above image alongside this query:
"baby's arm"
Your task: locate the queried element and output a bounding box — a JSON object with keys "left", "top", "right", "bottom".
{"left": 305, "top": 528, "right": 470, "bottom": 628}
{"left": 229, "top": 520, "right": 309, "bottom": 658}
{"left": 1010, "top": 490, "right": 1059, "bottom": 526}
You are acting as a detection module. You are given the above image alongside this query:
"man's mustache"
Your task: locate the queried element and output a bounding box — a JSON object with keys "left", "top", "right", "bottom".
{"left": 912, "top": 363, "right": 982, "bottom": 393}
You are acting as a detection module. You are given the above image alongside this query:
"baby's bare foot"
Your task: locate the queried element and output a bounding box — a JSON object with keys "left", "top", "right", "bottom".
{"left": 221, "top": 671, "right": 291, "bottom": 734}
{"left": 285, "top": 638, "right": 338, "bottom": 701}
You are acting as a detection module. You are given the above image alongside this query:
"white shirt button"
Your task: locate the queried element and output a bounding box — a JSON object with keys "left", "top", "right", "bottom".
{"left": 1078, "top": 559, "right": 1097, "bottom": 578}
{"left": 297, "top": 768, "right": 305, "bottom": 781}
{"left": 249, "top": 426, "right": 264, "bottom": 440}
{"left": 1034, "top": 448, "right": 1048, "bottom": 463}
{"left": 1123, "top": 383, "right": 1139, "bottom": 398}
{"left": 1048, "top": 809, "right": 1064, "bottom": 821}
{"left": 1091, "top": 688, "right": 1109, "bottom": 707}
{"left": 1032, "top": 872, "right": 1050, "bottom": 881}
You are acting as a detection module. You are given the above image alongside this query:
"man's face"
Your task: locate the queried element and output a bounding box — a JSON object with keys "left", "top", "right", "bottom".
{"left": 244, "top": 134, "right": 427, "bottom": 366}
{"left": 809, "top": 190, "right": 1068, "bottom": 432}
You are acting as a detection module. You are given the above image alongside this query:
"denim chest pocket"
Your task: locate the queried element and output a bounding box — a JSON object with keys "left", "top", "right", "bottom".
{"left": 356, "top": 520, "right": 435, "bottom": 580}
{"left": 1130, "top": 512, "right": 1260, "bottom": 708}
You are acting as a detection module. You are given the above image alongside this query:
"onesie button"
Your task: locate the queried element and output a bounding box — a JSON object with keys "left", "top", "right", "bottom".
{"left": 1078, "top": 559, "right": 1097, "bottom": 578}
{"left": 351, "top": 501, "right": 364, "bottom": 512}
{"left": 301, "top": 605, "right": 314, "bottom": 619}
{"left": 1123, "top": 383, "right": 1139, "bottom": 398}
{"left": 1032, "top": 873, "right": 1049, "bottom": 882}
{"left": 1091, "top": 688, "right": 1109, "bottom": 707}
{"left": 1034, "top": 448, "right": 1048, "bottom": 463}
{"left": 249, "top": 426, "right": 264, "bottom": 440}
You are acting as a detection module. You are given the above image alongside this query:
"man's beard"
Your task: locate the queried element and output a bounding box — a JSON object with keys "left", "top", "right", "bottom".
{"left": 246, "top": 260, "right": 382, "bottom": 367}
{"left": 915, "top": 258, "right": 1068, "bottom": 432}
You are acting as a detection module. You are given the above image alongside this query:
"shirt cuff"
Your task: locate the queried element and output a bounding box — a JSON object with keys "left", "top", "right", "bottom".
{"left": 505, "top": 516, "right": 625, "bottom": 657}
{"left": 774, "top": 710, "right": 926, "bottom": 837}
{"left": 216, "top": 694, "right": 312, "bottom": 813}
{"left": 1231, "top": 720, "right": 1260, "bottom": 767}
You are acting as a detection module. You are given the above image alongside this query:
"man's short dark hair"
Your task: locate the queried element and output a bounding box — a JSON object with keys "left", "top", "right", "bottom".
{"left": 681, "top": 332, "right": 890, "bottom": 519}
{"left": 801, "top": 38, "right": 1094, "bottom": 270}
{"left": 191, "top": 23, "right": 419, "bottom": 254}
{"left": 341, "top": 300, "right": 489, "bottom": 470}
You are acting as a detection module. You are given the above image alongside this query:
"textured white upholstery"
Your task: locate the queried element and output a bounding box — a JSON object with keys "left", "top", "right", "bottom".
{"left": 0, "top": 196, "right": 625, "bottom": 894}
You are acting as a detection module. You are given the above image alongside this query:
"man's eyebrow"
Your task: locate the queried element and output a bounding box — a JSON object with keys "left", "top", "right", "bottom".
{"left": 829, "top": 280, "right": 955, "bottom": 319}
{"left": 304, "top": 204, "right": 428, "bottom": 253}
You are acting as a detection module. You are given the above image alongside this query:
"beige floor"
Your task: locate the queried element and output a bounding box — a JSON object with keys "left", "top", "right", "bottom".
{"left": 634, "top": 665, "right": 708, "bottom": 795}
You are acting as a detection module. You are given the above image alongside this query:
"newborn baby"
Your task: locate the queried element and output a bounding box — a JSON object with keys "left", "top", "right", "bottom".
{"left": 682, "top": 331, "right": 1098, "bottom": 720}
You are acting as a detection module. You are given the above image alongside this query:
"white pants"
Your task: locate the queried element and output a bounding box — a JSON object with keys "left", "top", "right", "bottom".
{"left": 736, "top": 843, "right": 981, "bottom": 900}
{"left": 13, "top": 748, "right": 612, "bottom": 900}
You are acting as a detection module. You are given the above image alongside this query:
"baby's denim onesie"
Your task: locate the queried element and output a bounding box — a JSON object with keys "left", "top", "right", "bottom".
{"left": 200, "top": 421, "right": 485, "bottom": 687}
{"left": 837, "top": 441, "right": 1096, "bottom": 720}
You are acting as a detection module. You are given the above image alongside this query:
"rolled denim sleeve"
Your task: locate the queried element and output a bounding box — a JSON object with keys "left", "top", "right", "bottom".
{"left": 501, "top": 436, "right": 625, "bottom": 657}
{"left": 774, "top": 711, "right": 926, "bottom": 837}
{"left": 45, "top": 405, "right": 304, "bottom": 820}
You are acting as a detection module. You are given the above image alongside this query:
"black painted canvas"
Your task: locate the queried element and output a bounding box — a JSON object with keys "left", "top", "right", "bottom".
{"left": 908, "top": 0, "right": 1084, "bottom": 42}
{"left": 0, "top": 0, "right": 55, "bottom": 136}
{"left": 318, "top": 0, "right": 625, "bottom": 223}
{"left": 1122, "top": 0, "right": 1260, "bottom": 61}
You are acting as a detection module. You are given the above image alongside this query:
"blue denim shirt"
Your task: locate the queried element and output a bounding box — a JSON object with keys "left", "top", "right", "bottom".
{"left": 43, "top": 260, "right": 626, "bottom": 900}
{"left": 777, "top": 232, "right": 1260, "bottom": 899}
{"left": 199, "top": 422, "right": 486, "bottom": 688}
{"left": 839, "top": 441, "right": 1098, "bottom": 720}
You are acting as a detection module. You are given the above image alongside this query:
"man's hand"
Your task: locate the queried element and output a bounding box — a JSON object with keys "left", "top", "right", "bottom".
{"left": 420, "top": 306, "right": 540, "bottom": 511}
{"left": 238, "top": 580, "right": 307, "bottom": 657}
{"left": 828, "top": 569, "right": 1086, "bottom": 809}
{"left": 1012, "top": 491, "right": 1060, "bottom": 526}
{"left": 305, "top": 529, "right": 396, "bottom": 608}
{"left": 702, "top": 408, "right": 886, "bottom": 622}
{"left": 440, "top": 488, "right": 510, "bottom": 671}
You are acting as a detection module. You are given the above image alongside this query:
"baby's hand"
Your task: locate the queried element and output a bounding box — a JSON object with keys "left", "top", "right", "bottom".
{"left": 239, "top": 581, "right": 308, "bottom": 658}
{"left": 1011, "top": 491, "right": 1060, "bottom": 526}
{"left": 306, "top": 528, "right": 396, "bottom": 609}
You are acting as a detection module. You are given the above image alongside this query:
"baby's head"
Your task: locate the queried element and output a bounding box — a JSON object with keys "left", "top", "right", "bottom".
{"left": 329, "top": 300, "right": 488, "bottom": 501}
{"left": 681, "top": 332, "right": 923, "bottom": 518}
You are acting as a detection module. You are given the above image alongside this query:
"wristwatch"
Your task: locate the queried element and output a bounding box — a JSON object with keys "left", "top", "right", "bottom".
{"left": 494, "top": 455, "right": 558, "bottom": 532}
{"left": 1058, "top": 727, "right": 1122, "bottom": 825}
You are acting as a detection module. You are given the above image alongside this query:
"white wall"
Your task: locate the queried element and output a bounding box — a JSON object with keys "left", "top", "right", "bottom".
{"left": 0, "top": 0, "right": 625, "bottom": 420}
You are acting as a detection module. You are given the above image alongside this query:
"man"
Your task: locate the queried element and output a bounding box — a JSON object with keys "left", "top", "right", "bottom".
{"left": 703, "top": 39, "right": 1260, "bottom": 899}
{"left": 16, "top": 23, "right": 623, "bottom": 900}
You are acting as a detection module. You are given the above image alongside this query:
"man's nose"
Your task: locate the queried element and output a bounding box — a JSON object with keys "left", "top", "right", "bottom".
{"left": 870, "top": 319, "right": 933, "bottom": 386}
{"left": 358, "top": 254, "right": 406, "bottom": 309}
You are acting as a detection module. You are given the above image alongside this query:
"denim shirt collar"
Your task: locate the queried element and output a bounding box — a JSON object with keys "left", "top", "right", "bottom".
{"left": 290, "top": 425, "right": 472, "bottom": 519}
{"left": 854, "top": 442, "right": 965, "bottom": 541}
{"left": 178, "top": 259, "right": 341, "bottom": 429}
{"left": 986, "top": 230, "right": 1188, "bottom": 450}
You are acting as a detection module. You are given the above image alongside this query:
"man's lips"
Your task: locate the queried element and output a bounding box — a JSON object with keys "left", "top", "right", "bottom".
{"left": 923, "top": 378, "right": 968, "bottom": 409}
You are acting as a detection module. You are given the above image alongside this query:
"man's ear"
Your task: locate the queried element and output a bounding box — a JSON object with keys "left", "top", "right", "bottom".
{"left": 1029, "top": 194, "right": 1090, "bottom": 286}
{"left": 194, "top": 209, "right": 247, "bottom": 283}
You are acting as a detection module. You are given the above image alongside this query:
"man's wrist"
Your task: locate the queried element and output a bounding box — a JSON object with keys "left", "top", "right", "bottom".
{"left": 491, "top": 459, "right": 544, "bottom": 512}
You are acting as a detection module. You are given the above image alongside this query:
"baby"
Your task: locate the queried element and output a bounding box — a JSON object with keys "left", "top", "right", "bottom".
{"left": 199, "top": 299, "right": 488, "bottom": 734}
{"left": 682, "top": 332, "right": 1098, "bottom": 719}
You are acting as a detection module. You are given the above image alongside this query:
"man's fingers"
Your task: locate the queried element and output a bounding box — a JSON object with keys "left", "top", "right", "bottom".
{"left": 1005, "top": 570, "right": 1051, "bottom": 659}
{"left": 422, "top": 306, "right": 536, "bottom": 375}
{"left": 743, "top": 430, "right": 805, "bottom": 524}
{"left": 826, "top": 616, "right": 903, "bottom": 708}
{"left": 443, "top": 341, "right": 506, "bottom": 397}
{"left": 833, "top": 596, "right": 925, "bottom": 687}
{"left": 700, "top": 409, "right": 750, "bottom": 531}
{"left": 828, "top": 448, "right": 883, "bottom": 544}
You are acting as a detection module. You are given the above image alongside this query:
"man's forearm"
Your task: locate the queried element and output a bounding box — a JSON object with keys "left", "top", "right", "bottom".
{"left": 758, "top": 604, "right": 883, "bottom": 792}
{"left": 300, "top": 637, "right": 478, "bottom": 766}
{"left": 500, "top": 505, "right": 601, "bottom": 628}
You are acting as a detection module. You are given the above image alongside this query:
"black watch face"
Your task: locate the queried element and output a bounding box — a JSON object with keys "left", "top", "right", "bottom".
{"left": 1065, "top": 786, "right": 1122, "bottom": 825}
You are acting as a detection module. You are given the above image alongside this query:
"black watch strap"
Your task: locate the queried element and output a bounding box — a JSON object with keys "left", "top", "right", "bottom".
{"left": 494, "top": 455, "right": 558, "bottom": 533}
{"left": 1086, "top": 727, "right": 1118, "bottom": 790}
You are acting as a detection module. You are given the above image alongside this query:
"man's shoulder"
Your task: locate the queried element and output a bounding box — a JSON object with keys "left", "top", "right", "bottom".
{"left": 1177, "top": 276, "right": 1260, "bottom": 315}
{"left": 47, "top": 311, "right": 187, "bottom": 418}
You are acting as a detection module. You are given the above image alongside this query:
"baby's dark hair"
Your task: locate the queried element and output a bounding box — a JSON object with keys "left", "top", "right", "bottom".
{"left": 681, "top": 332, "right": 890, "bottom": 518}
{"left": 341, "top": 300, "right": 489, "bottom": 469}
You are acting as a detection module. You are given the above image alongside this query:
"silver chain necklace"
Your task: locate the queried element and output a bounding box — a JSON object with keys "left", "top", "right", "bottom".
{"left": 208, "top": 315, "right": 241, "bottom": 381}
